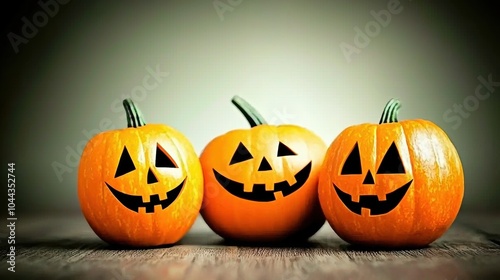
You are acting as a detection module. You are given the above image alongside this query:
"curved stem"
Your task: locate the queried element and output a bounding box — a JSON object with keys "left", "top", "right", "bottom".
{"left": 123, "top": 98, "right": 147, "bottom": 128}
{"left": 231, "top": 96, "right": 267, "bottom": 127}
{"left": 379, "top": 98, "right": 401, "bottom": 124}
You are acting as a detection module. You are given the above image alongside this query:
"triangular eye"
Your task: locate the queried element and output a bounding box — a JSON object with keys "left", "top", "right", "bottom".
{"left": 156, "top": 144, "right": 177, "bottom": 168}
{"left": 341, "top": 143, "right": 362, "bottom": 175}
{"left": 377, "top": 142, "right": 405, "bottom": 174}
{"left": 277, "top": 142, "right": 296, "bottom": 157}
{"left": 230, "top": 142, "right": 253, "bottom": 165}
{"left": 115, "top": 146, "right": 136, "bottom": 178}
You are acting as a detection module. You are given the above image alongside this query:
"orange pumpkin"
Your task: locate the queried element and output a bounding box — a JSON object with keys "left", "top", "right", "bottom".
{"left": 200, "top": 96, "right": 327, "bottom": 243}
{"left": 78, "top": 99, "right": 203, "bottom": 247}
{"left": 318, "top": 98, "right": 464, "bottom": 248}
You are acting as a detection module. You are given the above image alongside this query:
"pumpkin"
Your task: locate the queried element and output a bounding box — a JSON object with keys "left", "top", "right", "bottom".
{"left": 78, "top": 99, "right": 203, "bottom": 247}
{"left": 318, "top": 98, "right": 464, "bottom": 248}
{"left": 200, "top": 96, "right": 327, "bottom": 243}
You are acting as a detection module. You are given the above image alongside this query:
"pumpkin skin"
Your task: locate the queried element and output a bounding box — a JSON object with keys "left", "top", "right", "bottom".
{"left": 200, "top": 96, "right": 327, "bottom": 243}
{"left": 78, "top": 99, "right": 203, "bottom": 247}
{"left": 318, "top": 99, "right": 464, "bottom": 248}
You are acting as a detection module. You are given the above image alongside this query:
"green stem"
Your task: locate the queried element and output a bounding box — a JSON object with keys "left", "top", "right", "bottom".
{"left": 231, "top": 96, "right": 267, "bottom": 127}
{"left": 123, "top": 98, "right": 147, "bottom": 128}
{"left": 379, "top": 98, "right": 401, "bottom": 124}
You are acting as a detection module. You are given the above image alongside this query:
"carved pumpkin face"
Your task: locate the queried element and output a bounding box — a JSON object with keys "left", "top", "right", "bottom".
{"left": 200, "top": 96, "right": 327, "bottom": 243}
{"left": 318, "top": 99, "right": 464, "bottom": 248}
{"left": 212, "top": 132, "right": 314, "bottom": 202}
{"left": 78, "top": 99, "right": 203, "bottom": 247}
{"left": 105, "top": 143, "right": 186, "bottom": 214}
{"left": 333, "top": 141, "right": 413, "bottom": 216}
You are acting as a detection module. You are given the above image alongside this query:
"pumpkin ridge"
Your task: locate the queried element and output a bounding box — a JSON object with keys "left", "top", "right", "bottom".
{"left": 364, "top": 123, "right": 377, "bottom": 177}
{"left": 325, "top": 124, "right": 356, "bottom": 233}
{"left": 79, "top": 137, "right": 99, "bottom": 238}
{"left": 272, "top": 125, "right": 282, "bottom": 185}
{"left": 162, "top": 127, "right": 185, "bottom": 172}
{"left": 100, "top": 130, "right": 116, "bottom": 240}
{"left": 398, "top": 121, "right": 420, "bottom": 238}
{"left": 137, "top": 128, "right": 155, "bottom": 235}
{"left": 337, "top": 125, "right": 358, "bottom": 176}
{"left": 413, "top": 118, "right": 452, "bottom": 236}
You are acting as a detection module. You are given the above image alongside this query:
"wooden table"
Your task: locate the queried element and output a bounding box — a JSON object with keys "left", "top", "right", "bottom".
{"left": 1, "top": 212, "right": 499, "bottom": 280}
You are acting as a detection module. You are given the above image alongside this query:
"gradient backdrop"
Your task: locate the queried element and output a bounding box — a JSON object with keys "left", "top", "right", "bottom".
{"left": 1, "top": 0, "right": 499, "bottom": 216}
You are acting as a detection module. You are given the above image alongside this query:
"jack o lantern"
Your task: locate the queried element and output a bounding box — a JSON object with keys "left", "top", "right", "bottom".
{"left": 318, "top": 98, "right": 464, "bottom": 248}
{"left": 78, "top": 99, "right": 203, "bottom": 247}
{"left": 200, "top": 96, "right": 327, "bottom": 243}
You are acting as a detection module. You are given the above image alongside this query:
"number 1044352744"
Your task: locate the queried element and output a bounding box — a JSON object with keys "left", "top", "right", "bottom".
{"left": 7, "top": 163, "right": 15, "bottom": 217}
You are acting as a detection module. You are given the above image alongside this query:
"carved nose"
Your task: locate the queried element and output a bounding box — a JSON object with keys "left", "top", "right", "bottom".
{"left": 363, "top": 170, "right": 375, "bottom": 185}
{"left": 147, "top": 168, "right": 158, "bottom": 184}
{"left": 258, "top": 157, "right": 273, "bottom": 171}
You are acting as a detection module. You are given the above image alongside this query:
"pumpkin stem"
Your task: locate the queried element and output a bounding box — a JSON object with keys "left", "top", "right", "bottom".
{"left": 379, "top": 98, "right": 401, "bottom": 124}
{"left": 231, "top": 96, "right": 267, "bottom": 127}
{"left": 123, "top": 98, "right": 147, "bottom": 128}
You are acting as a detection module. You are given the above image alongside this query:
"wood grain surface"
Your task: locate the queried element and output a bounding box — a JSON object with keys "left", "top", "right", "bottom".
{"left": 1, "top": 212, "right": 499, "bottom": 280}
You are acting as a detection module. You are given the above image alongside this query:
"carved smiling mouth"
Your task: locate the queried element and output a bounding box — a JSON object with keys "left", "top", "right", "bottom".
{"left": 213, "top": 162, "right": 312, "bottom": 202}
{"left": 333, "top": 180, "right": 413, "bottom": 215}
{"left": 105, "top": 178, "right": 186, "bottom": 213}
